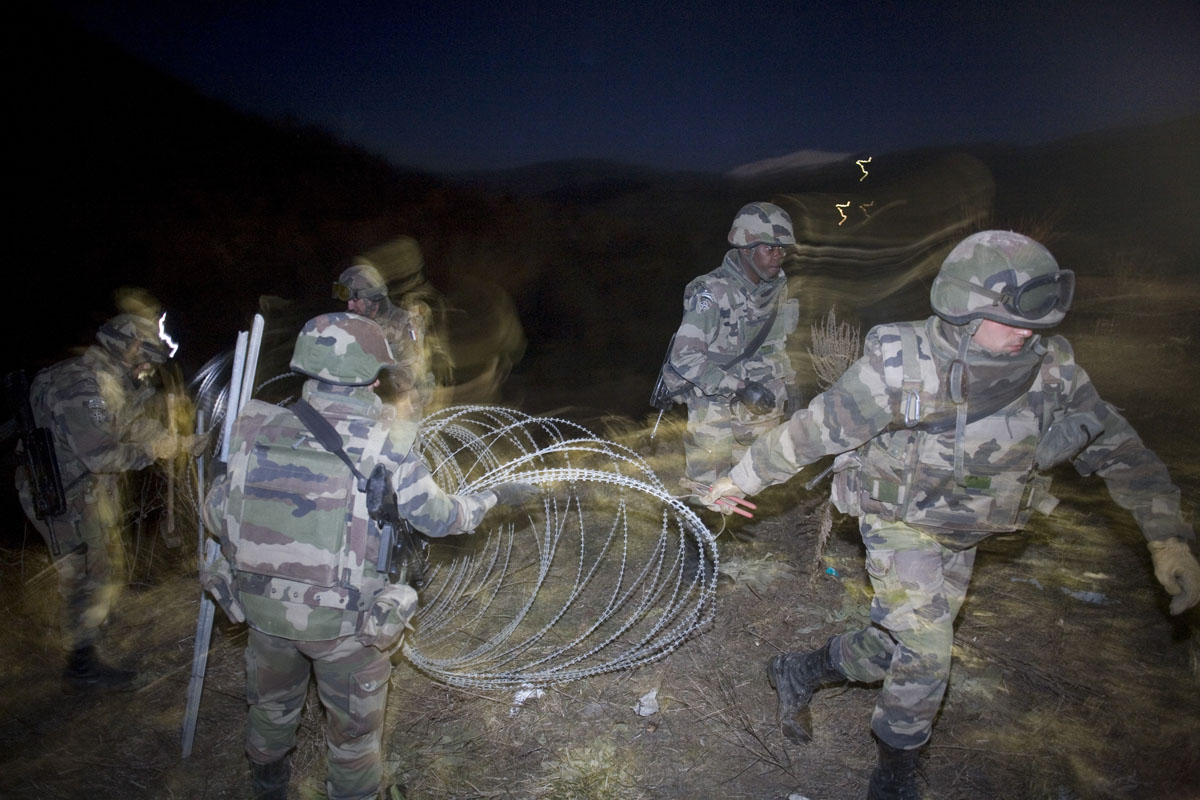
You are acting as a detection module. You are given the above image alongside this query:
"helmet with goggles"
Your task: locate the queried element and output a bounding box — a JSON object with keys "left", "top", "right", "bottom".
{"left": 727, "top": 202, "right": 796, "bottom": 248}
{"left": 96, "top": 313, "right": 173, "bottom": 366}
{"left": 332, "top": 263, "right": 388, "bottom": 304}
{"left": 931, "top": 230, "right": 1073, "bottom": 328}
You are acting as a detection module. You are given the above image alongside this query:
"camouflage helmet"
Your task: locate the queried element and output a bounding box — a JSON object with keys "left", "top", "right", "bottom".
{"left": 931, "top": 231, "right": 1074, "bottom": 329}
{"left": 289, "top": 312, "right": 396, "bottom": 386}
{"left": 333, "top": 263, "right": 388, "bottom": 303}
{"left": 96, "top": 313, "right": 172, "bottom": 365}
{"left": 727, "top": 202, "right": 796, "bottom": 248}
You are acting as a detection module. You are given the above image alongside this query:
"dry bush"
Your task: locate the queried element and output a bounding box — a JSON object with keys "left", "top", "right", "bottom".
{"left": 808, "top": 306, "right": 861, "bottom": 390}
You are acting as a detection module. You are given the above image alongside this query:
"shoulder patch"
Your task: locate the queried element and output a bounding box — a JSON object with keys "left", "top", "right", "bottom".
{"left": 86, "top": 397, "right": 108, "bottom": 425}
{"left": 690, "top": 289, "right": 716, "bottom": 313}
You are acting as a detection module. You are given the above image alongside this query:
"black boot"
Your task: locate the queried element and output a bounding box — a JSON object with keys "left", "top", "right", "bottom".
{"left": 250, "top": 757, "right": 290, "bottom": 800}
{"left": 61, "top": 646, "right": 137, "bottom": 694}
{"left": 766, "top": 638, "right": 845, "bottom": 743}
{"left": 867, "top": 738, "right": 922, "bottom": 800}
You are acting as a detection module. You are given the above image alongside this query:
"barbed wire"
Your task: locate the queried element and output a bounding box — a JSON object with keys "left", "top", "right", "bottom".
{"left": 186, "top": 355, "right": 718, "bottom": 690}
{"left": 403, "top": 405, "right": 718, "bottom": 689}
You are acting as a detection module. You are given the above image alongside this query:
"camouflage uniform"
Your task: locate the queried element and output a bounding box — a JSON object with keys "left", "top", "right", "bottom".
{"left": 667, "top": 203, "right": 799, "bottom": 486}
{"left": 335, "top": 262, "right": 435, "bottom": 412}
{"left": 16, "top": 319, "right": 170, "bottom": 654}
{"left": 719, "top": 232, "right": 1195, "bottom": 760}
{"left": 203, "top": 312, "right": 495, "bottom": 800}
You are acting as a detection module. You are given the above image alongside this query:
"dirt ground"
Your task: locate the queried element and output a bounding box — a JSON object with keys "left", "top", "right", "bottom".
{"left": 2, "top": 403, "right": 1199, "bottom": 800}
{"left": 3, "top": 245, "right": 1200, "bottom": 800}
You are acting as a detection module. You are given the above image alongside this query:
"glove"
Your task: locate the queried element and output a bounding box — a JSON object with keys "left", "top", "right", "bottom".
{"left": 699, "top": 476, "right": 744, "bottom": 514}
{"left": 200, "top": 551, "right": 246, "bottom": 624}
{"left": 147, "top": 433, "right": 181, "bottom": 461}
{"left": 185, "top": 430, "right": 215, "bottom": 458}
{"left": 491, "top": 482, "right": 540, "bottom": 507}
{"left": 1149, "top": 538, "right": 1200, "bottom": 615}
{"left": 734, "top": 380, "right": 775, "bottom": 416}
{"left": 1034, "top": 411, "right": 1103, "bottom": 470}
{"left": 357, "top": 583, "right": 419, "bottom": 651}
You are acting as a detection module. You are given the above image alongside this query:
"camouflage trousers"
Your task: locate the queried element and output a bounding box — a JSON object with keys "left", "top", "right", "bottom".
{"left": 828, "top": 515, "right": 977, "bottom": 749}
{"left": 17, "top": 470, "right": 121, "bottom": 651}
{"left": 245, "top": 628, "right": 393, "bottom": 800}
{"left": 684, "top": 394, "right": 782, "bottom": 485}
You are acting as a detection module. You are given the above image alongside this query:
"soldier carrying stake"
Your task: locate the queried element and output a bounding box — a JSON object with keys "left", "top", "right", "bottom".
{"left": 201, "top": 312, "right": 534, "bottom": 800}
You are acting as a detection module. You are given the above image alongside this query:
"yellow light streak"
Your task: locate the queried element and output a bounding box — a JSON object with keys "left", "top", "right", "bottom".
{"left": 856, "top": 156, "right": 872, "bottom": 182}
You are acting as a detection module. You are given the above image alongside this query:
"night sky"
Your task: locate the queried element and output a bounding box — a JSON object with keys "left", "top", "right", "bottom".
{"left": 51, "top": 0, "right": 1200, "bottom": 175}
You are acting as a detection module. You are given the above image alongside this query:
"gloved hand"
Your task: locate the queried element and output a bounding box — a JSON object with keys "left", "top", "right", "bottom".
{"left": 200, "top": 551, "right": 245, "bottom": 624}
{"left": 357, "top": 583, "right": 419, "bottom": 651}
{"left": 699, "top": 476, "right": 745, "bottom": 514}
{"left": 1148, "top": 537, "right": 1200, "bottom": 615}
{"left": 147, "top": 433, "right": 181, "bottom": 461}
{"left": 734, "top": 380, "right": 775, "bottom": 416}
{"left": 491, "top": 482, "right": 540, "bottom": 507}
{"left": 1034, "top": 411, "right": 1103, "bottom": 470}
{"left": 185, "top": 430, "right": 215, "bottom": 458}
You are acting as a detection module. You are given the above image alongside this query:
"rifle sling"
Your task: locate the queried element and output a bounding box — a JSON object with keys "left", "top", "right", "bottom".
{"left": 289, "top": 399, "right": 368, "bottom": 488}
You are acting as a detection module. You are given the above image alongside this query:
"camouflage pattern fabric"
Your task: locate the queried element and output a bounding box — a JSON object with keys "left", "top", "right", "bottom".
{"left": 245, "top": 628, "right": 393, "bottom": 800}
{"left": 15, "top": 345, "right": 165, "bottom": 650}
{"left": 828, "top": 515, "right": 976, "bottom": 749}
{"left": 204, "top": 379, "right": 495, "bottom": 642}
{"left": 205, "top": 377, "right": 496, "bottom": 799}
{"left": 290, "top": 312, "right": 396, "bottom": 387}
{"left": 668, "top": 250, "right": 798, "bottom": 484}
{"left": 17, "top": 474, "right": 120, "bottom": 649}
{"left": 730, "top": 315, "right": 1193, "bottom": 548}
{"left": 374, "top": 300, "right": 435, "bottom": 409}
{"left": 727, "top": 202, "right": 796, "bottom": 247}
{"left": 931, "top": 230, "right": 1070, "bottom": 328}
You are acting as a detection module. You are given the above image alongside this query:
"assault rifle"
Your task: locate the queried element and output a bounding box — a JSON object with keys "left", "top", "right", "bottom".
{"left": 365, "top": 464, "right": 429, "bottom": 588}
{"left": 4, "top": 370, "right": 66, "bottom": 554}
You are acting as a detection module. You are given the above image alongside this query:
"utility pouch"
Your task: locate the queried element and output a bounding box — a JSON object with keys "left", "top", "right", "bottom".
{"left": 829, "top": 452, "right": 864, "bottom": 516}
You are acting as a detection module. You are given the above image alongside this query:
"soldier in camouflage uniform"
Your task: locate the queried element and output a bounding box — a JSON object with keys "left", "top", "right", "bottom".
{"left": 334, "top": 259, "right": 435, "bottom": 414}
{"left": 16, "top": 313, "right": 186, "bottom": 692}
{"left": 702, "top": 231, "right": 1200, "bottom": 799}
{"left": 202, "top": 312, "right": 533, "bottom": 800}
{"left": 665, "top": 202, "right": 800, "bottom": 490}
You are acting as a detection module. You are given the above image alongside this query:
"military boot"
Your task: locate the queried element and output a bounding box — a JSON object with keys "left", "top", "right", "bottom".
{"left": 250, "top": 757, "right": 290, "bottom": 800}
{"left": 61, "top": 646, "right": 137, "bottom": 694}
{"left": 766, "top": 638, "right": 845, "bottom": 743}
{"left": 867, "top": 738, "right": 922, "bottom": 800}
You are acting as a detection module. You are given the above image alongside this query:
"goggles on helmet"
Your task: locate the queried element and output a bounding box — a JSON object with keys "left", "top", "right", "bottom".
{"left": 946, "top": 270, "right": 1074, "bottom": 321}
{"left": 1003, "top": 270, "right": 1074, "bottom": 319}
{"left": 332, "top": 282, "right": 353, "bottom": 302}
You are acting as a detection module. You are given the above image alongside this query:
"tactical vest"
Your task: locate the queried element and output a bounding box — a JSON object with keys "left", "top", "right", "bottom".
{"left": 224, "top": 399, "right": 393, "bottom": 608}
{"left": 832, "top": 319, "right": 1065, "bottom": 544}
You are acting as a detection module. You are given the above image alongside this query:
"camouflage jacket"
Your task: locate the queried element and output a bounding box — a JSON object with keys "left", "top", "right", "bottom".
{"left": 203, "top": 379, "right": 494, "bottom": 640}
{"left": 376, "top": 300, "right": 433, "bottom": 401}
{"left": 730, "top": 316, "right": 1193, "bottom": 548}
{"left": 27, "top": 345, "right": 161, "bottom": 499}
{"left": 666, "top": 251, "right": 798, "bottom": 402}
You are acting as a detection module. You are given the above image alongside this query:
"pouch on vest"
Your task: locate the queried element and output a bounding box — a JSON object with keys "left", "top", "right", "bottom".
{"left": 829, "top": 451, "right": 865, "bottom": 516}
{"left": 230, "top": 434, "right": 356, "bottom": 588}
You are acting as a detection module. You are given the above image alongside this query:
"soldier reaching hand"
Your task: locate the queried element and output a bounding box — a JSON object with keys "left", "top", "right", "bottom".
{"left": 703, "top": 231, "right": 1200, "bottom": 800}
{"left": 202, "top": 312, "right": 534, "bottom": 800}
